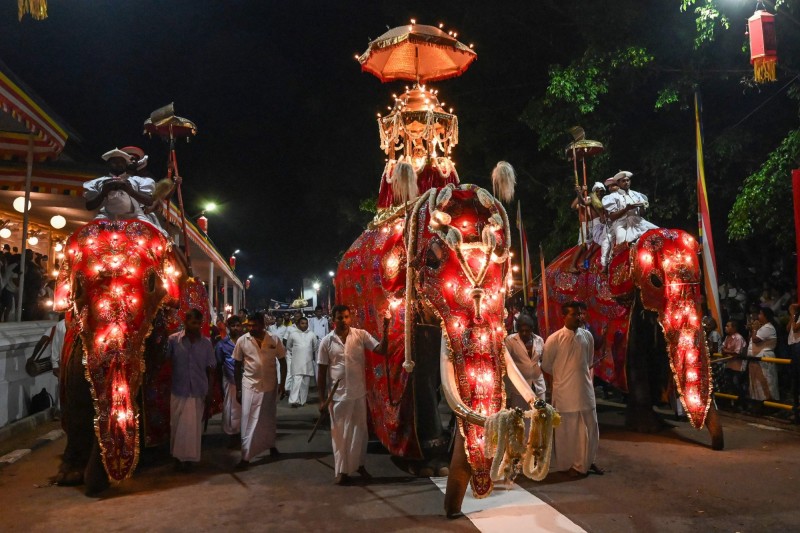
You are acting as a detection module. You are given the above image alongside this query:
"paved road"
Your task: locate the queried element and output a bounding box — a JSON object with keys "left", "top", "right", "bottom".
{"left": 1, "top": 395, "right": 798, "bottom": 532}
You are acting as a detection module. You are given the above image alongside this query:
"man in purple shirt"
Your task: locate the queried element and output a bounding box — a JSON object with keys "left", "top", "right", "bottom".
{"left": 215, "top": 315, "right": 244, "bottom": 448}
{"left": 167, "top": 308, "right": 216, "bottom": 471}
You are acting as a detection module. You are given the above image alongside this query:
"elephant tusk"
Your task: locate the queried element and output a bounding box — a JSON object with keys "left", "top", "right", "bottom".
{"left": 440, "top": 336, "right": 486, "bottom": 427}
{"left": 503, "top": 345, "right": 537, "bottom": 406}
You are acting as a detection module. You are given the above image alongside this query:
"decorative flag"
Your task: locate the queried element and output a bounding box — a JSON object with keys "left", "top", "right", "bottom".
{"left": 516, "top": 201, "right": 534, "bottom": 304}
{"left": 695, "top": 90, "right": 721, "bottom": 331}
{"left": 791, "top": 170, "right": 800, "bottom": 297}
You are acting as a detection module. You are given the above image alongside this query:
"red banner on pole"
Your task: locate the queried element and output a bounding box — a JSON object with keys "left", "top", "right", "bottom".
{"left": 792, "top": 169, "right": 800, "bottom": 296}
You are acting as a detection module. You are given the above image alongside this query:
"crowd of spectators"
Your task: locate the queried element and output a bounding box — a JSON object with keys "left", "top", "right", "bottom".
{"left": 706, "top": 278, "right": 799, "bottom": 414}
{"left": 0, "top": 245, "right": 53, "bottom": 322}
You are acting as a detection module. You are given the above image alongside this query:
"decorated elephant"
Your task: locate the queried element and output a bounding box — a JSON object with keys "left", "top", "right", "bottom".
{"left": 337, "top": 183, "right": 555, "bottom": 518}
{"left": 539, "top": 228, "right": 724, "bottom": 449}
{"left": 53, "top": 219, "right": 211, "bottom": 494}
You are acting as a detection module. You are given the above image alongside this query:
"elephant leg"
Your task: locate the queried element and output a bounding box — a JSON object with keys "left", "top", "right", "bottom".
{"left": 84, "top": 439, "right": 110, "bottom": 496}
{"left": 444, "top": 430, "right": 471, "bottom": 519}
{"left": 57, "top": 339, "right": 94, "bottom": 486}
{"left": 705, "top": 402, "right": 724, "bottom": 451}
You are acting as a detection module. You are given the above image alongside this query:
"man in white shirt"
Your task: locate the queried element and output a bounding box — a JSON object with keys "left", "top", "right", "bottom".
{"left": 542, "top": 301, "right": 603, "bottom": 477}
{"left": 233, "top": 311, "right": 287, "bottom": 469}
{"left": 504, "top": 313, "right": 546, "bottom": 411}
{"left": 286, "top": 316, "right": 319, "bottom": 407}
{"left": 317, "top": 304, "right": 389, "bottom": 485}
{"left": 83, "top": 147, "right": 166, "bottom": 235}
{"left": 602, "top": 171, "right": 658, "bottom": 249}
{"left": 309, "top": 306, "right": 330, "bottom": 340}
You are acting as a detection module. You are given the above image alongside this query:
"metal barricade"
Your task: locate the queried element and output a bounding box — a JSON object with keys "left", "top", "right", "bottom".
{"left": 712, "top": 352, "right": 799, "bottom": 424}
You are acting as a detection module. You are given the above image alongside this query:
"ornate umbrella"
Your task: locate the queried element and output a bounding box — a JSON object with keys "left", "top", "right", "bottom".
{"left": 358, "top": 23, "right": 476, "bottom": 83}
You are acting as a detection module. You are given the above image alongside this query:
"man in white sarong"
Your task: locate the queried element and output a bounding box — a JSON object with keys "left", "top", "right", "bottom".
{"left": 215, "top": 315, "right": 244, "bottom": 447}
{"left": 310, "top": 306, "right": 330, "bottom": 340}
{"left": 504, "top": 313, "right": 546, "bottom": 408}
{"left": 281, "top": 312, "right": 302, "bottom": 397}
{"left": 542, "top": 301, "right": 604, "bottom": 477}
{"left": 167, "top": 309, "right": 217, "bottom": 471}
{"left": 317, "top": 305, "right": 389, "bottom": 485}
{"left": 233, "top": 311, "right": 287, "bottom": 469}
{"left": 286, "top": 316, "right": 319, "bottom": 407}
{"left": 83, "top": 147, "right": 166, "bottom": 235}
{"left": 602, "top": 171, "right": 658, "bottom": 249}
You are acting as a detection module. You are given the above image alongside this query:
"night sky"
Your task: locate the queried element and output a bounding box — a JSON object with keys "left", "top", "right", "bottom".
{"left": 1, "top": 2, "right": 776, "bottom": 304}
{"left": 0, "top": 1, "right": 561, "bottom": 304}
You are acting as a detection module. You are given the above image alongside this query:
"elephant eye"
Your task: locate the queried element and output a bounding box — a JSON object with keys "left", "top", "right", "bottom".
{"left": 146, "top": 271, "right": 157, "bottom": 293}
{"left": 425, "top": 242, "right": 444, "bottom": 269}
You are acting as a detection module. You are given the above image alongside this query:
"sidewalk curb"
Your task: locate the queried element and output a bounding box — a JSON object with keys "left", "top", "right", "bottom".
{"left": 0, "top": 409, "right": 64, "bottom": 470}
{"left": 0, "top": 408, "right": 57, "bottom": 444}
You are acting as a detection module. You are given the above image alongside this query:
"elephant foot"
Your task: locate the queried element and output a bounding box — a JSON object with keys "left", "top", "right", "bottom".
{"left": 625, "top": 406, "right": 666, "bottom": 434}
{"left": 706, "top": 403, "right": 725, "bottom": 451}
{"left": 443, "top": 432, "right": 471, "bottom": 518}
{"left": 55, "top": 462, "right": 84, "bottom": 486}
{"left": 83, "top": 443, "right": 110, "bottom": 497}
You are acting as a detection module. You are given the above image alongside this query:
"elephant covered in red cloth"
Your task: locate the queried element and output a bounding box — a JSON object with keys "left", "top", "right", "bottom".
{"left": 539, "top": 228, "right": 723, "bottom": 449}
{"left": 52, "top": 219, "right": 212, "bottom": 494}
{"left": 337, "top": 184, "right": 546, "bottom": 517}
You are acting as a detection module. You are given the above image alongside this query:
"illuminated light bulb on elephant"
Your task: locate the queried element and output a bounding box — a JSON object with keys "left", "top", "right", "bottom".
{"left": 461, "top": 221, "right": 468, "bottom": 229}
{"left": 446, "top": 282, "right": 453, "bottom": 289}
{"left": 639, "top": 251, "right": 653, "bottom": 264}
{"left": 386, "top": 256, "right": 399, "bottom": 269}
{"left": 686, "top": 369, "right": 698, "bottom": 382}
{"left": 662, "top": 258, "right": 671, "bottom": 268}
{"left": 54, "top": 242, "right": 63, "bottom": 252}
{"left": 57, "top": 253, "right": 65, "bottom": 260}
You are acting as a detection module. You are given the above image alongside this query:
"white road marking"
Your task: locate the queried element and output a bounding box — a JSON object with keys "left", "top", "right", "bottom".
{"left": 431, "top": 477, "right": 586, "bottom": 533}
{"left": 0, "top": 449, "right": 32, "bottom": 464}
{"left": 747, "top": 423, "right": 787, "bottom": 432}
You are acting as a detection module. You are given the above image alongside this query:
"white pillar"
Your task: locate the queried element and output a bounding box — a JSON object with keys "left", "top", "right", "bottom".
{"left": 223, "top": 277, "right": 229, "bottom": 313}
{"left": 208, "top": 261, "right": 215, "bottom": 316}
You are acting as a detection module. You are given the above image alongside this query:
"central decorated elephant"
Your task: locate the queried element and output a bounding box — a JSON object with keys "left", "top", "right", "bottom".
{"left": 337, "top": 183, "right": 551, "bottom": 517}
{"left": 53, "top": 219, "right": 211, "bottom": 494}
{"left": 539, "top": 228, "right": 723, "bottom": 449}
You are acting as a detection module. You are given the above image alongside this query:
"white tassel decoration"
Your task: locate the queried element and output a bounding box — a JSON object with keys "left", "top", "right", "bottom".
{"left": 391, "top": 162, "right": 419, "bottom": 204}
{"left": 491, "top": 161, "right": 516, "bottom": 203}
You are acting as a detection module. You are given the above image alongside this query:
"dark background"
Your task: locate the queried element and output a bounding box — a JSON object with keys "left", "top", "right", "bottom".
{"left": 0, "top": 1, "right": 794, "bottom": 305}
